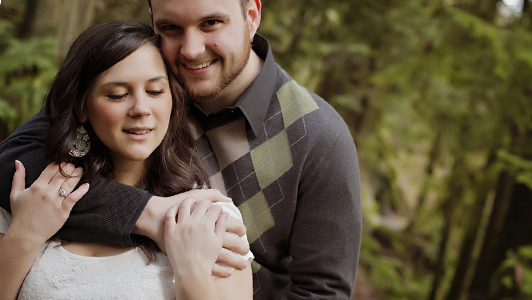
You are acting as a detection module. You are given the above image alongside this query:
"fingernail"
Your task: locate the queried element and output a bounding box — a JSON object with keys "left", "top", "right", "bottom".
{"left": 14, "top": 160, "right": 20, "bottom": 169}
{"left": 85, "top": 183, "right": 90, "bottom": 188}
{"left": 226, "top": 269, "right": 233, "bottom": 277}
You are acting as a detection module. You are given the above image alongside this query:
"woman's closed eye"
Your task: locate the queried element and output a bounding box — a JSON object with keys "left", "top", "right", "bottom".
{"left": 106, "top": 93, "right": 128, "bottom": 100}
{"left": 147, "top": 90, "right": 165, "bottom": 96}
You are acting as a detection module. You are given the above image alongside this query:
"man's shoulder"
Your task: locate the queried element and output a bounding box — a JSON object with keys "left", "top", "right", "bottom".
{"left": 271, "top": 67, "right": 350, "bottom": 138}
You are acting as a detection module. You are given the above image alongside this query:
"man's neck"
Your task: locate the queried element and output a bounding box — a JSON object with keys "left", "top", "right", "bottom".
{"left": 199, "top": 50, "right": 264, "bottom": 115}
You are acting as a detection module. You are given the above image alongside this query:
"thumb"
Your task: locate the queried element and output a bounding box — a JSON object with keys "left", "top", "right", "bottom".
{"left": 10, "top": 160, "right": 26, "bottom": 199}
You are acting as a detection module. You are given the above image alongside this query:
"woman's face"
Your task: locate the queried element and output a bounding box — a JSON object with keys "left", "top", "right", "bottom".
{"left": 83, "top": 43, "right": 173, "bottom": 168}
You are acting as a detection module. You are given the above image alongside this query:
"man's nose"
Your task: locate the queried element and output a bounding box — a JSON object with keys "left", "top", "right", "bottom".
{"left": 180, "top": 30, "right": 205, "bottom": 60}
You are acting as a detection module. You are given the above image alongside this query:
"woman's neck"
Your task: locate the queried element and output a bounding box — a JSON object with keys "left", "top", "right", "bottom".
{"left": 111, "top": 159, "right": 145, "bottom": 187}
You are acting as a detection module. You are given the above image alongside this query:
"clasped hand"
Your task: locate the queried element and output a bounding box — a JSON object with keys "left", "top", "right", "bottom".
{"left": 164, "top": 198, "right": 228, "bottom": 279}
{"left": 137, "top": 190, "right": 250, "bottom": 277}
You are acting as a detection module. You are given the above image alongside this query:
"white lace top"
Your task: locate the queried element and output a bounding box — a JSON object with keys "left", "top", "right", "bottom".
{"left": 0, "top": 202, "right": 253, "bottom": 300}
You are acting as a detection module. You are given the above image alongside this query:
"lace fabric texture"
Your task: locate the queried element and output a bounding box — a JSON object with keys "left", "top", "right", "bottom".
{"left": 18, "top": 241, "right": 175, "bottom": 300}
{"left": 0, "top": 202, "right": 253, "bottom": 300}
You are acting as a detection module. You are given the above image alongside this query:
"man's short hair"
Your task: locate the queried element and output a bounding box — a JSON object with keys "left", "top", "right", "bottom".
{"left": 147, "top": 0, "right": 249, "bottom": 18}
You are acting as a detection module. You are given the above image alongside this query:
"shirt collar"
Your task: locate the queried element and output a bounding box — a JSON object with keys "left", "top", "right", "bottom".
{"left": 235, "top": 34, "right": 276, "bottom": 136}
{"left": 190, "top": 34, "right": 276, "bottom": 137}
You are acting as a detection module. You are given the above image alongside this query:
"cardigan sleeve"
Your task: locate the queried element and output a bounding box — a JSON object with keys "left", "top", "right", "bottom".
{"left": 0, "top": 109, "right": 151, "bottom": 246}
{"left": 285, "top": 119, "right": 362, "bottom": 300}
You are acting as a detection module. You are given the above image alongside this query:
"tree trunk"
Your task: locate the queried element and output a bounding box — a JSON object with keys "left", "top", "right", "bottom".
{"left": 468, "top": 172, "right": 515, "bottom": 299}
{"left": 468, "top": 124, "right": 525, "bottom": 298}
{"left": 21, "top": 0, "right": 95, "bottom": 56}
{"left": 444, "top": 151, "right": 498, "bottom": 300}
{"left": 18, "top": 0, "right": 40, "bottom": 39}
{"left": 428, "top": 155, "right": 465, "bottom": 300}
{"left": 407, "top": 128, "right": 442, "bottom": 232}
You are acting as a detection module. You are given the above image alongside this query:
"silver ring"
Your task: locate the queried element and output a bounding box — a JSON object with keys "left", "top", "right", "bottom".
{"left": 58, "top": 188, "right": 67, "bottom": 197}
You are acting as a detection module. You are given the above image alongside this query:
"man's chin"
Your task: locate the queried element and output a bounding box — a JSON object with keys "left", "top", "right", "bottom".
{"left": 186, "top": 87, "right": 223, "bottom": 103}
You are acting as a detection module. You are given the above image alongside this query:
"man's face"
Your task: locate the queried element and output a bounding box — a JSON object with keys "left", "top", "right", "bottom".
{"left": 151, "top": 0, "right": 255, "bottom": 104}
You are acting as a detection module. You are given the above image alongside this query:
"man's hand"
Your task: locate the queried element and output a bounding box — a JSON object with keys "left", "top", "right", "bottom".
{"left": 212, "top": 217, "right": 250, "bottom": 277}
{"left": 133, "top": 189, "right": 250, "bottom": 277}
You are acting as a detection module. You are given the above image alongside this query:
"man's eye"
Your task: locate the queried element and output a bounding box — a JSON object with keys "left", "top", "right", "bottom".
{"left": 107, "top": 94, "right": 127, "bottom": 100}
{"left": 205, "top": 20, "right": 221, "bottom": 26}
{"left": 161, "top": 24, "right": 178, "bottom": 31}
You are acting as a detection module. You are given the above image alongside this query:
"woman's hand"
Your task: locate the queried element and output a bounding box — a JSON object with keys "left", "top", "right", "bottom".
{"left": 164, "top": 198, "right": 228, "bottom": 280}
{"left": 8, "top": 161, "right": 89, "bottom": 246}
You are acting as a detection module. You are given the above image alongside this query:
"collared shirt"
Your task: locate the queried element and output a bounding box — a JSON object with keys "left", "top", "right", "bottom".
{"left": 187, "top": 34, "right": 362, "bottom": 300}
{"left": 190, "top": 34, "right": 276, "bottom": 137}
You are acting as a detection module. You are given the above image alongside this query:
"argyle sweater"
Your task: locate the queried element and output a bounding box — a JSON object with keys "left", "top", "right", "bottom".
{"left": 0, "top": 35, "right": 362, "bottom": 300}
{"left": 187, "top": 35, "right": 361, "bottom": 299}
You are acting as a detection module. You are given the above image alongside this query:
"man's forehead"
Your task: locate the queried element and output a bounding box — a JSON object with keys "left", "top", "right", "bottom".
{"left": 150, "top": 0, "right": 241, "bottom": 8}
{"left": 151, "top": 0, "right": 241, "bottom": 21}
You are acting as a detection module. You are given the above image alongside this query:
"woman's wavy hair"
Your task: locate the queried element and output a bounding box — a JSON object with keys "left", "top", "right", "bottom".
{"left": 44, "top": 20, "right": 208, "bottom": 197}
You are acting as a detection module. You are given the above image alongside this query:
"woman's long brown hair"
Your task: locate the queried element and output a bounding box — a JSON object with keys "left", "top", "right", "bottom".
{"left": 44, "top": 20, "right": 209, "bottom": 260}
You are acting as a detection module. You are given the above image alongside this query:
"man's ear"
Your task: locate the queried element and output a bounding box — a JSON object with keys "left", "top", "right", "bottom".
{"left": 247, "top": 0, "right": 261, "bottom": 40}
{"left": 149, "top": 8, "right": 154, "bottom": 28}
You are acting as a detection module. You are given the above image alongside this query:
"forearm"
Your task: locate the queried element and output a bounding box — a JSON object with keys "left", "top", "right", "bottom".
{"left": 174, "top": 265, "right": 253, "bottom": 300}
{"left": 287, "top": 129, "right": 362, "bottom": 299}
{"left": 57, "top": 180, "right": 151, "bottom": 246}
{"left": 0, "top": 110, "right": 150, "bottom": 246}
{"left": 0, "top": 232, "right": 42, "bottom": 300}
{"left": 174, "top": 272, "right": 219, "bottom": 300}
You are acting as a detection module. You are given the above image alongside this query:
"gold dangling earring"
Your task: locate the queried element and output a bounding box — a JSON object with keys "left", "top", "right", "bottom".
{"left": 69, "top": 125, "right": 90, "bottom": 158}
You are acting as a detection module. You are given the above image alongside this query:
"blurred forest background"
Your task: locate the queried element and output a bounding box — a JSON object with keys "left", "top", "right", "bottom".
{"left": 1, "top": 0, "right": 532, "bottom": 299}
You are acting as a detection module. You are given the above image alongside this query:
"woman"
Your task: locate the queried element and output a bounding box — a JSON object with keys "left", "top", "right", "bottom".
{"left": 0, "top": 20, "right": 253, "bottom": 300}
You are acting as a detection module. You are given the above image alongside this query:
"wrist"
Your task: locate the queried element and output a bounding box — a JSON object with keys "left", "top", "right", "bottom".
{"left": 2, "top": 228, "right": 43, "bottom": 254}
{"left": 133, "top": 195, "right": 163, "bottom": 239}
{"left": 174, "top": 271, "right": 216, "bottom": 300}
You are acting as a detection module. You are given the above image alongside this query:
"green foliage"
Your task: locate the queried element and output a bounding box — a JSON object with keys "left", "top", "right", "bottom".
{"left": 498, "top": 150, "right": 532, "bottom": 189}
{"left": 360, "top": 229, "right": 432, "bottom": 299}
{"left": 0, "top": 18, "right": 58, "bottom": 134}
{"left": 498, "top": 246, "right": 532, "bottom": 298}
{"left": 2, "top": 0, "right": 532, "bottom": 298}
{"left": 260, "top": 0, "right": 532, "bottom": 298}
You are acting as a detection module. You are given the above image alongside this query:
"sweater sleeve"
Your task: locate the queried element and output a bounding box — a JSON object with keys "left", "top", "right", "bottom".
{"left": 285, "top": 122, "right": 362, "bottom": 299}
{"left": 0, "top": 109, "right": 151, "bottom": 246}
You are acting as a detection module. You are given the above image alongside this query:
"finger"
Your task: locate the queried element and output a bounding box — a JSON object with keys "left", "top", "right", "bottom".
{"left": 62, "top": 183, "right": 89, "bottom": 212}
{"left": 212, "top": 262, "right": 234, "bottom": 278}
{"left": 214, "top": 212, "right": 229, "bottom": 239}
{"left": 59, "top": 167, "right": 84, "bottom": 196}
{"left": 177, "top": 197, "right": 196, "bottom": 223}
{"left": 203, "top": 204, "right": 223, "bottom": 224}
{"left": 223, "top": 232, "right": 250, "bottom": 258}
{"left": 226, "top": 215, "right": 247, "bottom": 237}
{"left": 164, "top": 202, "right": 180, "bottom": 230}
{"left": 217, "top": 247, "right": 248, "bottom": 271}
{"left": 37, "top": 163, "right": 61, "bottom": 184}
{"left": 182, "top": 189, "right": 232, "bottom": 203}
{"left": 10, "top": 160, "right": 26, "bottom": 199}
{"left": 49, "top": 163, "right": 77, "bottom": 190}
{"left": 190, "top": 199, "right": 213, "bottom": 219}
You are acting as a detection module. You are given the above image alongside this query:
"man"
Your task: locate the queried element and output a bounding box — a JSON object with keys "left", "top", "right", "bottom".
{"left": 0, "top": 0, "right": 362, "bottom": 298}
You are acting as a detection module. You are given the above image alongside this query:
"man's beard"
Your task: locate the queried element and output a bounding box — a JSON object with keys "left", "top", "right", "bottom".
{"left": 177, "top": 32, "right": 252, "bottom": 104}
